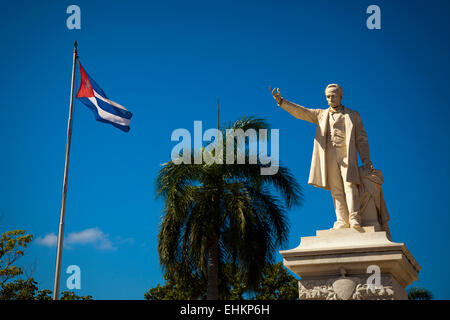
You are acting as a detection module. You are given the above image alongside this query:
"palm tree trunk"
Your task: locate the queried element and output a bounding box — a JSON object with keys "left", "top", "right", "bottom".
{"left": 206, "top": 233, "right": 219, "bottom": 300}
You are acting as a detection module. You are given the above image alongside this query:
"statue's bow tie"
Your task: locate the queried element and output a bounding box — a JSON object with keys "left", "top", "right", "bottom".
{"left": 329, "top": 106, "right": 343, "bottom": 114}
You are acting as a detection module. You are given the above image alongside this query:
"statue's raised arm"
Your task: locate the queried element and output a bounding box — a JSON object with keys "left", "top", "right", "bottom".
{"left": 269, "top": 86, "right": 320, "bottom": 124}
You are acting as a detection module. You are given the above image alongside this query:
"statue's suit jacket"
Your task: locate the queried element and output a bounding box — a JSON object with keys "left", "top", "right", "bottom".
{"left": 280, "top": 99, "right": 371, "bottom": 190}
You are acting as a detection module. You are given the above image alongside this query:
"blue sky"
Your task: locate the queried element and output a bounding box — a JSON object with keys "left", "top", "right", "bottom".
{"left": 1, "top": 0, "right": 449, "bottom": 299}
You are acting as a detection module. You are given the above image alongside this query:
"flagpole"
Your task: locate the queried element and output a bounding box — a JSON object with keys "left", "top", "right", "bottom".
{"left": 53, "top": 41, "right": 78, "bottom": 300}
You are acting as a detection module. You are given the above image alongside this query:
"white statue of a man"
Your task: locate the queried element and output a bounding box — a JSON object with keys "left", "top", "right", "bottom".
{"left": 271, "top": 84, "right": 374, "bottom": 229}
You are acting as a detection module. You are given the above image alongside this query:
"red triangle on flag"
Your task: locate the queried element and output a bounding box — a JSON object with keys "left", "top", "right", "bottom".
{"left": 76, "top": 61, "right": 95, "bottom": 98}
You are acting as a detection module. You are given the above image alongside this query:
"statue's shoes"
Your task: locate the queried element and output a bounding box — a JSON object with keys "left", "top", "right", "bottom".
{"left": 350, "top": 222, "right": 362, "bottom": 229}
{"left": 332, "top": 221, "right": 349, "bottom": 229}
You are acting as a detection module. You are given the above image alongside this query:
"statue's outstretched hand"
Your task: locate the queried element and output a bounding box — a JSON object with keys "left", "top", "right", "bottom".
{"left": 269, "top": 86, "right": 283, "bottom": 105}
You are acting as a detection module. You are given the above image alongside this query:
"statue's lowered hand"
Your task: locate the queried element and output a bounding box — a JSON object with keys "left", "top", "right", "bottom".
{"left": 364, "top": 161, "right": 374, "bottom": 173}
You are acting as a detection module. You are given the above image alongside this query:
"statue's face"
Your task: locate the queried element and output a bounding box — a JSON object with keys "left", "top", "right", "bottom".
{"left": 325, "top": 88, "right": 342, "bottom": 108}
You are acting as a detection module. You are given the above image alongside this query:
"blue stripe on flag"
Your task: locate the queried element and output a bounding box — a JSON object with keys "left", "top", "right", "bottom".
{"left": 78, "top": 97, "right": 131, "bottom": 132}
{"left": 96, "top": 98, "right": 133, "bottom": 119}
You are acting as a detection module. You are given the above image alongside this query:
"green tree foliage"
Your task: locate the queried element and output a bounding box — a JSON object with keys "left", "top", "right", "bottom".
{"left": 254, "top": 263, "right": 298, "bottom": 300}
{"left": 0, "top": 278, "right": 92, "bottom": 300}
{"left": 145, "top": 268, "right": 207, "bottom": 300}
{"left": 0, "top": 229, "right": 92, "bottom": 300}
{"left": 145, "top": 262, "right": 298, "bottom": 300}
{"left": 0, "top": 230, "right": 33, "bottom": 285}
{"left": 407, "top": 287, "right": 433, "bottom": 300}
{"left": 156, "top": 117, "right": 303, "bottom": 299}
{"left": 0, "top": 278, "right": 43, "bottom": 300}
{"left": 59, "top": 291, "right": 93, "bottom": 300}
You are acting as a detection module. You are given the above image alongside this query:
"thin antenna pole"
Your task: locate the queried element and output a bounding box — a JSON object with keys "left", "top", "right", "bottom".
{"left": 53, "top": 41, "right": 78, "bottom": 300}
{"left": 217, "top": 98, "right": 220, "bottom": 132}
{"left": 217, "top": 98, "right": 221, "bottom": 158}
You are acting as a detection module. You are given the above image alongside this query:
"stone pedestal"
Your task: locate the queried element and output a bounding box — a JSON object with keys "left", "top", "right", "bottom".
{"left": 279, "top": 227, "right": 420, "bottom": 300}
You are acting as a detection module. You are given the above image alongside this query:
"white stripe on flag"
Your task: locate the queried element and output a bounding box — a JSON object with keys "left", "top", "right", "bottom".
{"left": 94, "top": 91, "right": 129, "bottom": 111}
{"left": 88, "top": 97, "right": 131, "bottom": 126}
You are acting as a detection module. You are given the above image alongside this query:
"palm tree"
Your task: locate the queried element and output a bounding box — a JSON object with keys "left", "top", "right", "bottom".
{"left": 156, "top": 117, "right": 303, "bottom": 299}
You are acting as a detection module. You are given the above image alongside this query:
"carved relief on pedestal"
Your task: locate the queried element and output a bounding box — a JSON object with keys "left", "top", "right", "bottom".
{"left": 298, "top": 270, "right": 396, "bottom": 300}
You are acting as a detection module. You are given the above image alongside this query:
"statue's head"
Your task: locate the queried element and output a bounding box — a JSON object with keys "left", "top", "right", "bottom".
{"left": 325, "top": 84, "right": 343, "bottom": 108}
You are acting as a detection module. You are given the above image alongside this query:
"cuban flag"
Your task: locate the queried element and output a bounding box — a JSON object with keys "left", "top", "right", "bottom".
{"left": 76, "top": 61, "right": 132, "bottom": 132}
